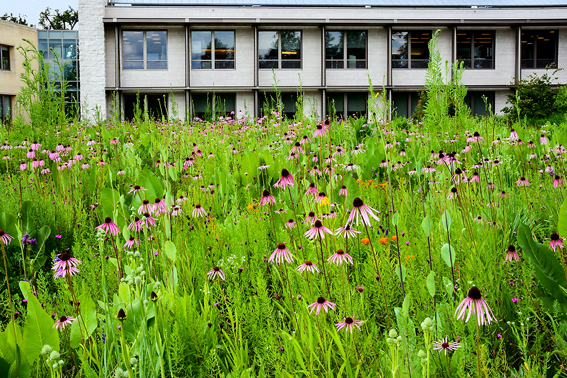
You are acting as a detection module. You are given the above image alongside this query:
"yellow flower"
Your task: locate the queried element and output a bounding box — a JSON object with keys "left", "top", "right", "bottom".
{"left": 319, "top": 196, "right": 330, "bottom": 207}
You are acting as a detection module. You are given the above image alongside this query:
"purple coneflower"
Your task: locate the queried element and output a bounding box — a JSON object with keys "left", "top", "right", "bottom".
{"left": 515, "top": 177, "right": 530, "bottom": 187}
{"left": 138, "top": 199, "right": 154, "bottom": 215}
{"left": 455, "top": 287, "right": 496, "bottom": 326}
{"left": 540, "top": 134, "right": 548, "bottom": 145}
{"left": 291, "top": 142, "right": 304, "bottom": 154}
{"left": 447, "top": 187, "right": 458, "bottom": 200}
{"left": 470, "top": 172, "right": 480, "bottom": 183}
{"left": 285, "top": 219, "right": 297, "bottom": 229}
{"left": 305, "top": 183, "right": 319, "bottom": 197}
{"left": 154, "top": 198, "right": 169, "bottom": 214}
{"left": 259, "top": 190, "right": 276, "bottom": 206}
{"left": 305, "top": 212, "right": 319, "bottom": 226}
{"left": 304, "top": 220, "right": 333, "bottom": 240}
{"left": 142, "top": 213, "right": 157, "bottom": 228}
{"left": 207, "top": 266, "right": 225, "bottom": 281}
{"left": 313, "top": 123, "right": 328, "bottom": 138}
{"left": 338, "top": 185, "right": 348, "bottom": 196}
{"left": 307, "top": 297, "right": 336, "bottom": 315}
{"left": 192, "top": 204, "right": 207, "bottom": 218}
{"left": 128, "top": 217, "right": 144, "bottom": 232}
{"left": 268, "top": 243, "right": 294, "bottom": 264}
{"left": 554, "top": 175, "right": 562, "bottom": 188}
{"left": 550, "top": 232, "right": 564, "bottom": 251}
{"left": 327, "top": 249, "right": 353, "bottom": 265}
{"left": 346, "top": 197, "right": 380, "bottom": 226}
{"left": 53, "top": 315, "right": 76, "bottom": 331}
{"left": 52, "top": 252, "right": 81, "bottom": 278}
{"left": 505, "top": 245, "right": 519, "bottom": 262}
{"left": 95, "top": 217, "right": 120, "bottom": 236}
{"left": 128, "top": 185, "right": 147, "bottom": 194}
{"left": 335, "top": 316, "right": 364, "bottom": 333}
{"left": 124, "top": 237, "right": 138, "bottom": 249}
{"left": 309, "top": 166, "right": 322, "bottom": 177}
{"left": 432, "top": 337, "right": 461, "bottom": 355}
{"left": 315, "top": 193, "right": 330, "bottom": 206}
{"left": 0, "top": 229, "right": 13, "bottom": 245}
{"left": 274, "top": 169, "right": 294, "bottom": 189}
{"left": 296, "top": 261, "right": 320, "bottom": 274}
{"left": 509, "top": 129, "right": 519, "bottom": 140}
{"left": 335, "top": 224, "right": 360, "bottom": 238}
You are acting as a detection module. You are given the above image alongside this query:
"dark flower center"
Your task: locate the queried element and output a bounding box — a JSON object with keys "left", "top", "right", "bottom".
{"left": 314, "top": 220, "right": 322, "bottom": 228}
{"left": 154, "top": 198, "right": 161, "bottom": 204}
{"left": 451, "top": 188, "right": 458, "bottom": 193}
{"left": 263, "top": 190, "right": 270, "bottom": 197}
{"left": 306, "top": 261, "right": 312, "bottom": 265}
{"left": 281, "top": 169, "right": 290, "bottom": 177}
{"left": 59, "top": 316, "right": 67, "bottom": 322}
{"left": 277, "top": 243, "right": 286, "bottom": 250}
{"left": 143, "top": 212, "right": 150, "bottom": 218}
{"left": 150, "top": 291, "right": 158, "bottom": 300}
{"left": 214, "top": 267, "right": 220, "bottom": 271}
{"left": 195, "top": 204, "right": 202, "bottom": 209}
{"left": 556, "top": 175, "right": 561, "bottom": 180}
{"left": 551, "top": 232, "right": 560, "bottom": 241}
{"left": 309, "top": 212, "right": 315, "bottom": 217}
{"left": 317, "top": 297, "right": 326, "bottom": 304}
{"left": 0, "top": 230, "right": 4, "bottom": 236}
{"left": 442, "top": 342, "right": 449, "bottom": 348}
{"left": 455, "top": 168, "right": 462, "bottom": 175}
{"left": 318, "top": 192, "right": 325, "bottom": 197}
{"left": 134, "top": 185, "right": 141, "bottom": 190}
{"left": 143, "top": 199, "right": 150, "bottom": 205}
{"left": 309, "top": 183, "right": 315, "bottom": 188}
{"left": 337, "top": 249, "right": 344, "bottom": 255}
{"left": 345, "top": 317, "right": 353, "bottom": 324}
{"left": 60, "top": 252, "right": 71, "bottom": 261}
{"left": 508, "top": 245, "right": 516, "bottom": 252}
{"left": 353, "top": 197, "right": 364, "bottom": 208}
{"left": 288, "top": 219, "right": 294, "bottom": 223}
{"left": 105, "top": 217, "right": 112, "bottom": 223}
{"left": 520, "top": 177, "right": 526, "bottom": 181}
{"left": 295, "top": 142, "right": 300, "bottom": 147}
{"left": 474, "top": 131, "right": 480, "bottom": 137}
{"left": 341, "top": 185, "right": 346, "bottom": 189}
{"left": 129, "top": 237, "right": 135, "bottom": 241}
{"left": 316, "top": 125, "right": 323, "bottom": 130}
{"left": 134, "top": 217, "right": 140, "bottom": 222}
{"left": 468, "top": 287, "right": 482, "bottom": 300}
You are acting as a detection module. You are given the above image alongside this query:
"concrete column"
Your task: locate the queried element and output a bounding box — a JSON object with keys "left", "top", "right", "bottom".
{"left": 79, "top": 0, "right": 107, "bottom": 121}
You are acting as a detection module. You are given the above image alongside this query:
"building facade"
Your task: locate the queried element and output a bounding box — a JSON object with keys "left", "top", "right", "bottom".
{"left": 0, "top": 20, "right": 39, "bottom": 124}
{"left": 78, "top": 0, "right": 567, "bottom": 121}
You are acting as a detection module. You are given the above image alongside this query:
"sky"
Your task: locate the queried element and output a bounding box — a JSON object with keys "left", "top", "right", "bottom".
{"left": 3, "top": 0, "right": 79, "bottom": 28}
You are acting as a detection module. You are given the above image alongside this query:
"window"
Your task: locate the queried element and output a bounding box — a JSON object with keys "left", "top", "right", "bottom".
{"left": 260, "top": 92, "right": 297, "bottom": 118}
{"left": 392, "top": 31, "right": 432, "bottom": 68}
{"left": 457, "top": 31, "right": 494, "bottom": 69}
{"left": 0, "top": 95, "right": 13, "bottom": 124}
{"left": 1, "top": 45, "right": 10, "bottom": 70}
{"left": 464, "top": 91, "right": 494, "bottom": 116}
{"left": 326, "top": 93, "right": 367, "bottom": 119}
{"left": 192, "top": 93, "right": 236, "bottom": 120}
{"left": 391, "top": 92, "right": 425, "bottom": 118}
{"left": 326, "top": 31, "right": 367, "bottom": 69}
{"left": 521, "top": 30, "right": 557, "bottom": 69}
{"left": 258, "top": 31, "right": 301, "bottom": 69}
{"left": 191, "top": 31, "right": 235, "bottom": 69}
{"left": 123, "top": 31, "right": 167, "bottom": 70}
{"left": 123, "top": 93, "right": 168, "bottom": 121}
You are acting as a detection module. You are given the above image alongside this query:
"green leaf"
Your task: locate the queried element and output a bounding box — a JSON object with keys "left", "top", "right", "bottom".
{"left": 427, "top": 271, "right": 436, "bottom": 297}
{"left": 164, "top": 241, "right": 177, "bottom": 262}
{"left": 558, "top": 197, "right": 567, "bottom": 239}
{"left": 20, "top": 201, "right": 34, "bottom": 234}
{"left": 394, "top": 263, "right": 406, "bottom": 282}
{"left": 139, "top": 168, "right": 164, "bottom": 199}
{"left": 421, "top": 215, "right": 431, "bottom": 237}
{"left": 392, "top": 212, "right": 400, "bottom": 226}
{"left": 440, "top": 243, "right": 456, "bottom": 267}
{"left": 440, "top": 211, "right": 451, "bottom": 232}
{"left": 99, "top": 188, "right": 120, "bottom": 220}
{"left": 443, "top": 276, "right": 454, "bottom": 297}
{"left": 19, "top": 281, "right": 59, "bottom": 365}
{"left": 517, "top": 224, "right": 567, "bottom": 303}
{"left": 0, "top": 212, "right": 20, "bottom": 248}
{"left": 402, "top": 293, "right": 410, "bottom": 318}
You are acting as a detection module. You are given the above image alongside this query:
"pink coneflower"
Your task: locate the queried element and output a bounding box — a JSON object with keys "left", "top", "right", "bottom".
{"left": 509, "top": 129, "right": 519, "bottom": 140}
{"left": 285, "top": 219, "right": 297, "bottom": 229}
{"left": 306, "top": 183, "right": 319, "bottom": 196}
{"left": 296, "top": 261, "right": 320, "bottom": 274}
{"left": 138, "top": 199, "right": 154, "bottom": 215}
{"left": 307, "top": 297, "right": 336, "bottom": 315}
{"left": 327, "top": 249, "right": 353, "bottom": 265}
{"left": 432, "top": 337, "right": 461, "bottom": 355}
{"left": 550, "top": 232, "right": 564, "bottom": 251}
{"left": 335, "top": 316, "right": 364, "bottom": 333}
{"left": 346, "top": 197, "right": 380, "bottom": 226}
{"left": 95, "top": 217, "right": 120, "bottom": 236}
{"left": 153, "top": 198, "right": 169, "bottom": 215}
{"left": 52, "top": 252, "right": 81, "bottom": 278}
{"left": 486, "top": 182, "right": 496, "bottom": 190}
{"left": 268, "top": 243, "right": 294, "bottom": 264}
{"left": 338, "top": 185, "right": 348, "bottom": 196}
{"left": 274, "top": 169, "right": 294, "bottom": 189}
{"left": 177, "top": 195, "right": 188, "bottom": 203}
{"left": 554, "top": 175, "right": 562, "bottom": 188}
{"left": 309, "top": 166, "right": 322, "bottom": 177}
{"left": 31, "top": 141, "right": 41, "bottom": 151}
{"left": 142, "top": 213, "right": 157, "bottom": 228}
{"left": 315, "top": 192, "right": 329, "bottom": 205}
{"left": 171, "top": 205, "right": 183, "bottom": 216}
{"left": 455, "top": 287, "right": 496, "bottom": 326}
{"left": 26, "top": 150, "right": 35, "bottom": 159}
{"left": 505, "top": 245, "right": 519, "bottom": 262}
{"left": 128, "top": 217, "right": 144, "bottom": 232}
{"left": 470, "top": 172, "right": 480, "bottom": 183}
{"left": 259, "top": 189, "right": 276, "bottom": 206}
{"left": 192, "top": 204, "right": 207, "bottom": 218}
{"left": 124, "top": 237, "right": 138, "bottom": 249}
{"left": 467, "top": 131, "right": 484, "bottom": 143}
{"left": 515, "top": 177, "right": 529, "bottom": 187}
{"left": 0, "top": 229, "right": 13, "bottom": 245}
{"left": 291, "top": 142, "right": 304, "bottom": 154}
{"left": 335, "top": 224, "right": 360, "bottom": 238}
{"left": 304, "top": 220, "right": 333, "bottom": 240}
{"left": 497, "top": 191, "right": 509, "bottom": 198}
{"left": 20, "top": 163, "right": 27, "bottom": 171}
{"left": 53, "top": 315, "right": 76, "bottom": 331}
{"left": 447, "top": 187, "right": 458, "bottom": 200}
{"left": 313, "top": 123, "right": 328, "bottom": 138}
{"left": 128, "top": 185, "right": 147, "bottom": 194}
{"left": 352, "top": 146, "right": 364, "bottom": 155}
{"left": 305, "top": 212, "right": 319, "bottom": 226}
{"left": 207, "top": 266, "right": 225, "bottom": 281}
{"left": 540, "top": 134, "right": 548, "bottom": 145}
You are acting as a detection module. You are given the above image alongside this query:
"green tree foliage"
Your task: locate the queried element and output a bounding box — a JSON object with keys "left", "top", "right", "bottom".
{"left": 38, "top": 6, "right": 78, "bottom": 30}
{"left": 0, "top": 13, "right": 32, "bottom": 27}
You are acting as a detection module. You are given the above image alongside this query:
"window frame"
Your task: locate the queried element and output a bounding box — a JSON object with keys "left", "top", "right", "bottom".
{"left": 0, "top": 95, "right": 13, "bottom": 124}
{"left": 122, "top": 30, "right": 168, "bottom": 71}
{"left": 521, "top": 29, "right": 558, "bottom": 69}
{"left": 190, "top": 30, "right": 236, "bottom": 70}
{"left": 326, "top": 92, "right": 368, "bottom": 119}
{"left": 258, "top": 30, "right": 302, "bottom": 70}
{"left": 456, "top": 31, "right": 495, "bottom": 70}
{"left": 325, "top": 30, "right": 368, "bottom": 69}
{"left": 391, "top": 30, "right": 432, "bottom": 69}
{"left": 0, "top": 45, "right": 11, "bottom": 71}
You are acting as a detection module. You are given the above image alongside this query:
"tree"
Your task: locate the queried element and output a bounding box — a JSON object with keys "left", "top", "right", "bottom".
{"left": 1, "top": 13, "right": 32, "bottom": 27}
{"left": 38, "top": 6, "right": 78, "bottom": 30}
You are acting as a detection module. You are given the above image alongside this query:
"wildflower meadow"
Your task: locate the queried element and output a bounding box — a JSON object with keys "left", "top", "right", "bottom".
{"left": 2, "top": 33, "right": 567, "bottom": 378}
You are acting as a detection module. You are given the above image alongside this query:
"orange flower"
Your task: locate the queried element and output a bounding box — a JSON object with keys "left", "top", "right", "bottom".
{"left": 391, "top": 236, "right": 397, "bottom": 241}
{"left": 247, "top": 204, "right": 254, "bottom": 210}
{"left": 361, "top": 238, "right": 370, "bottom": 245}
{"left": 367, "top": 179, "right": 373, "bottom": 183}
{"left": 379, "top": 237, "right": 389, "bottom": 245}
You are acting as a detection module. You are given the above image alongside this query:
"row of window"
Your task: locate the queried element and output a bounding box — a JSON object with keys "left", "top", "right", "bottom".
{"left": 121, "top": 29, "right": 559, "bottom": 71}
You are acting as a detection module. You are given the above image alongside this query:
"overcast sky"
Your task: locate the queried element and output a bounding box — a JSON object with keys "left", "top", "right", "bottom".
{"left": 3, "top": 0, "right": 79, "bottom": 28}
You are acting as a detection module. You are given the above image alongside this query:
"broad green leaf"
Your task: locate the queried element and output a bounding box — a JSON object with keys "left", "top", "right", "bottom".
{"left": 558, "top": 197, "right": 567, "bottom": 239}
{"left": 392, "top": 212, "right": 400, "bottom": 226}
{"left": 443, "top": 276, "right": 454, "bottom": 297}
{"left": 0, "top": 212, "right": 20, "bottom": 248}
{"left": 20, "top": 201, "right": 34, "bottom": 234}
{"left": 402, "top": 293, "right": 410, "bottom": 318}
{"left": 440, "top": 211, "right": 451, "bottom": 232}
{"left": 394, "top": 263, "right": 406, "bottom": 283}
{"left": 99, "top": 188, "right": 120, "bottom": 220}
{"left": 440, "top": 243, "right": 456, "bottom": 267}
{"left": 427, "top": 271, "right": 436, "bottom": 297}
{"left": 421, "top": 215, "right": 431, "bottom": 237}
{"left": 165, "top": 241, "right": 176, "bottom": 262}
{"left": 19, "top": 281, "right": 59, "bottom": 365}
